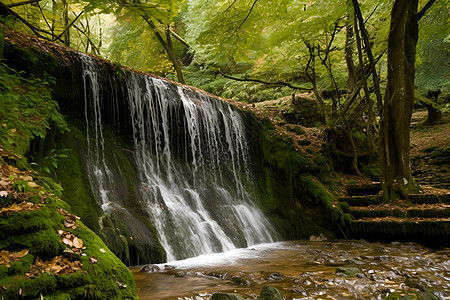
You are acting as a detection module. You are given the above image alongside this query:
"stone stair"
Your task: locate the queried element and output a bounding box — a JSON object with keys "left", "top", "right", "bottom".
{"left": 339, "top": 183, "right": 450, "bottom": 246}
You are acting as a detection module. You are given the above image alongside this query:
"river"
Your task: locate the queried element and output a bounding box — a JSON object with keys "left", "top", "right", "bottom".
{"left": 130, "top": 240, "right": 449, "bottom": 299}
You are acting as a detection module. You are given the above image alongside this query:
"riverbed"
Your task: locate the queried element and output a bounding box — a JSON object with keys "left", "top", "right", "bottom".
{"left": 131, "top": 240, "right": 450, "bottom": 299}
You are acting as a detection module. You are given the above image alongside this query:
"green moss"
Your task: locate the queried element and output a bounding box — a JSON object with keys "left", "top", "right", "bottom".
{"left": 430, "top": 146, "right": 450, "bottom": 158}
{"left": 54, "top": 126, "right": 102, "bottom": 232}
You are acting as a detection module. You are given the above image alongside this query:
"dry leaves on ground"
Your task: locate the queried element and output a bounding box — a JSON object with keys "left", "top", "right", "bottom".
{"left": 0, "top": 249, "right": 29, "bottom": 267}
{"left": 26, "top": 256, "right": 83, "bottom": 277}
{"left": 57, "top": 230, "right": 85, "bottom": 254}
{"left": 0, "top": 201, "right": 42, "bottom": 216}
{"left": 58, "top": 208, "right": 80, "bottom": 229}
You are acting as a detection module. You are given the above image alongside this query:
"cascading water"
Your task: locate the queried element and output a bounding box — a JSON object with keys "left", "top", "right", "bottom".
{"left": 81, "top": 55, "right": 277, "bottom": 262}
{"left": 81, "top": 54, "right": 116, "bottom": 213}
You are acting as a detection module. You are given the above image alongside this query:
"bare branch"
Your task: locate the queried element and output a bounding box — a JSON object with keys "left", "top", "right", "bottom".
{"left": 223, "top": 0, "right": 238, "bottom": 14}
{"left": 0, "top": 2, "right": 52, "bottom": 39}
{"left": 416, "top": 0, "right": 437, "bottom": 21}
{"left": 52, "top": 11, "right": 84, "bottom": 42}
{"left": 230, "top": 0, "right": 258, "bottom": 37}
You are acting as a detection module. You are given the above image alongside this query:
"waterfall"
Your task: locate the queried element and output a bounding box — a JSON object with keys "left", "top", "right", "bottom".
{"left": 81, "top": 55, "right": 276, "bottom": 262}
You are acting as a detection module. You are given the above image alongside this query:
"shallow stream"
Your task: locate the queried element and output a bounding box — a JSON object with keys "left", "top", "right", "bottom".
{"left": 131, "top": 240, "right": 450, "bottom": 299}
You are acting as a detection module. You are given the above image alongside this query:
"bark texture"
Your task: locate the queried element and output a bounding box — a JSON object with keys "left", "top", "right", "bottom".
{"left": 379, "top": 0, "right": 420, "bottom": 200}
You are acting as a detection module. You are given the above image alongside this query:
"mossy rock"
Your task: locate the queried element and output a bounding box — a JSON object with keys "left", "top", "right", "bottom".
{"left": 211, "top": 293, "right": 245, "bottom": 300}
{"left": 259, "top": 286, "right": 285, "bottom": 300}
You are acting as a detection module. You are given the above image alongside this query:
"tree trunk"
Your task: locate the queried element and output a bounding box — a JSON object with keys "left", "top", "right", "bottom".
{"left": 379, "top": 0, "right": 421, "bottom": 201}
{"left": 143, "top": 17, "right": 185, "bottom": 84}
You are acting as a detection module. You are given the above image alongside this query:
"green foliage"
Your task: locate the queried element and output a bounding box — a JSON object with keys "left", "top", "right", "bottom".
{"left": 416, "top": 1, "right": 450, "bottom": 94}
{"left": 184, "top": 65, "right": 293, "bottom": 102}
{"left": 0, "top": 63, "right": 68, "bottom": 156}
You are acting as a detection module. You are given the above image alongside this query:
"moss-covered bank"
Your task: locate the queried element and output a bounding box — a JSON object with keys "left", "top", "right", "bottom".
{"left": 0, "top": 34, "right": 137, "bottom": 299}
{"left": 243, "top": 113, "right": 347, "bottom": 240}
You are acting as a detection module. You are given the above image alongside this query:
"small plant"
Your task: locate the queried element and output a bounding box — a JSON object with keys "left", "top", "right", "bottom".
{"left": 30, "top": 149, "right": 69, "bottom": 175}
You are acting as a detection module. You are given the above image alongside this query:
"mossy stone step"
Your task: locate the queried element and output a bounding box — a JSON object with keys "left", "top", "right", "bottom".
{"left": 350, "top": 205, "right": 450, "bottom": 219}
{"left": 346, "top": 183, "right": 381, "bottom": 196}
{"left": 408, "top": 193, "right": 450, "bottom": 204}
{"left": 348, "top": 217, "right": 450, "bottom": 246}
{"left": 339, "top": 195, "right": 382, "bottom": 206}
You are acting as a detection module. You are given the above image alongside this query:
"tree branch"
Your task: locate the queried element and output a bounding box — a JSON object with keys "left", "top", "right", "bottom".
{"left": 0, "top": 2, "right": 52, "bottom": 39}
{"left": 72, "top": 24, "right": 100, "bottom": 55}
{"left": 216, "top": 69, "right": 312, "bottom": 91}
{"left": 169, "top": 28, "right": 190, "bottom": 48}
{"left": 416, "top": 0, "right": 437, "bottom": 21}
{"left": 230, "top": 0, "right": 258, "bottom": 37}
{"left": 52, "top": 11, "right": 84, "bottom": 43}
{"left": 223, "top": 0, "right": 238, "bottom": 14}
{"left": 7, "top": 0, "right": 41, "bottom": 8}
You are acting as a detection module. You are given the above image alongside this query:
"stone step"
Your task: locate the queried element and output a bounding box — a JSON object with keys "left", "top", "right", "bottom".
{"left": 408, "top": 193, "right": 450, "bottom": 204}
{"left": 346, "top": 183, "right": 381, "bottom": 196}
{"left": 339, "top": 195, "right": 382, "bottom": 206}
{"left": 339, "top": 193, "right": 450, "bottom": 207}
{"left": 347, "top": 217, "right": 450, "bottom": 246}
{"left": 349, "top": 204, "right": 450, "bottom": 219}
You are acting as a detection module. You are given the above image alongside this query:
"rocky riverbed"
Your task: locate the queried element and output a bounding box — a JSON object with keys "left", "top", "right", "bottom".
{"left": 131, "top": 240, "right": 449, "bottom": 299}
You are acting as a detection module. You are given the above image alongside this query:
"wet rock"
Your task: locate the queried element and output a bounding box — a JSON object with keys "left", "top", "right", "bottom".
{"left": 268, "top": 272, "right": 284, "bottom": 280}
{"left": 324, "top": 260, "right": 346, "bottom": 266}
{"left": 384, "top": 291, "right": 441, "bottom": 300}
{"left": 345, "top": 258, "right": 366, "bottom": 265}
{"left": 405, "top": 278, "right": 447, "bottom": 299}
{"left": 289, "top": 285, "right": 307, "bottom": 296}
{"left": 309, "top": 233, "right": 327, "bottom": 241}
{"left": 405, "top": 278, "right": 432, "bottom": 292}
{"left": 211, "top": 293, "right": 245, "bottom": 300}
{"left": 231, "top": 275, "right": 251, "bottom": 286}
{"left": 259, "top": 286, "right": 285, "bottom": 300}
{"left": 416, "top": 291, "right": 441, "bottom": 300}
{"left": 384, "top": 292, "right": 415, "bottom": 300}
{"left": 336, "top": 267, "right": 362, "bottom": 277}
{"left": 175, "top": 271, "right": 186, "bottom": 277}
{"left": 140, "top": 264, "right": 161, "bottom": 273}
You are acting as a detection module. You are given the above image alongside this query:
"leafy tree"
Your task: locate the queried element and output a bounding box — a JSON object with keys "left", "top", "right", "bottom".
{"left": 83, "top": 0, "right": 187, "bottom": 83}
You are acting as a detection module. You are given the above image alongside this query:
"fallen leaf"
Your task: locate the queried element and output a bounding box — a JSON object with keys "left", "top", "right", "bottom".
{"left": 0, "top": 180, "right": 9, "bottom": 187}
{"left": 21, "top": 176, "right": 33, "bottom": 181}
{"left": 27, "top": 182, "right": 38, "bottom": 188}
{"left": 62, "top": 238, "right": 73, "bottom": 247}
{"left": 64, "top": 219, "right": 76, "bottom": 228}
{"left": 72, "top": 237, "right": 83, "bottom": 249}
{"left": 115, "top": 281, "right": 127, "bottom": 289}
{"left": 89, "top": 257, "right": 97, "bottom": 264}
